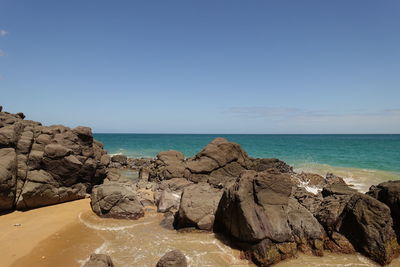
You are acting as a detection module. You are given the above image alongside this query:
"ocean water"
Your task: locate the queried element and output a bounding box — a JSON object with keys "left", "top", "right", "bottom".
{"left": 94, "top": 134, "right": 400, "bottom": 173}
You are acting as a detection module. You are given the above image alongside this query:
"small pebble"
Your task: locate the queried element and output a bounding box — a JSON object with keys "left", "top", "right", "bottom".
{"left": 14, "top": 223, "right": 21, "bottom": 227}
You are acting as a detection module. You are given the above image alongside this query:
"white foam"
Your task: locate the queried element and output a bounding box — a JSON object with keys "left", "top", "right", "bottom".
{"left": 78, "top": 212, "right": 154, "bottom": 231}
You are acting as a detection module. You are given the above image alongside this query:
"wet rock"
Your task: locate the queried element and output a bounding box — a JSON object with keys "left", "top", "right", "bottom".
{"left": 83, "top": 253, "right": 114, "bottom": 267}
{"left": 156, "top": 250, "right": 187, "bottom": 267}
{"left": 367, "top": 180, "right": 400, "bottom": 241}
{"left": 160, "top": 211, "right": 175, "bottom": 230}
{"left": 90, "top": 182, "right": 144, "bottom": 220}
{"left": 337, "top": 193, "right": 399, "bottom": 265}
{"left": 214, "top": 170, "right": 325, "bottom": 266}
{"left": 176, "top": 183, "right": 222, "bottom": 230}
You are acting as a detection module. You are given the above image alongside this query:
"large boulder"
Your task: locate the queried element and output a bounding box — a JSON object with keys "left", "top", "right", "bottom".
{"left": 83, "top": 253, "right": 114, "bottom": 267}
{"left": 175, "top": 182, "right": 223, "bottom": 230}
{"left": 368, "top": 180, "right": 400, "bottom": 240}
{"left": 315, "top": 183, "right": 399, "bottom": 265}
{"left": 214, "top": 170, "right": 325, "bottom": 266}
{"left": 90, "top": 182, "right": 144, "bottom": 219}
{"left": 156, "top": 250, "right": 187, "bottom": 267}
{"left": 0, "top": 108, "right": 109, "bottom": 211}
{"left": 337, "top": 193, "right": 399, "bottom": 265}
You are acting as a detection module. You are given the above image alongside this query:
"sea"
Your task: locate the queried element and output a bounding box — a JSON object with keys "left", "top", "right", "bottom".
{"left": 35, "top": 133, "right": 397, "bottom": 267}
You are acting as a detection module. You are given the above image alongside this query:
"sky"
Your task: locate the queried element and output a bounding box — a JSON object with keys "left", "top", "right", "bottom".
{"left": 0, "top": 0, "right": 399, "bottom": 134}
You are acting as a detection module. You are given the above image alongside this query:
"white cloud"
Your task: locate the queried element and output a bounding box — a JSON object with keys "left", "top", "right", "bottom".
{"left": 0, "top": 29, "right": 8, "bottom": 36}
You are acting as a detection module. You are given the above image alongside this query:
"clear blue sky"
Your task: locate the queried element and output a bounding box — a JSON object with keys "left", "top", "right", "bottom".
{"left": 1, "top": 0, "right": 399, "bottom": 133}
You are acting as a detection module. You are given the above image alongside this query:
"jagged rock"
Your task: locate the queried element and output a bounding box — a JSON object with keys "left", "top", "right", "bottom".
{"left": 214, "top": 170, "right": 325, "bottom": 266}
{"left": 156, "top": 250, "right": 187, "bottom": 267}
{"left": 90, "top": 182, "right": 144, "bottom": 219}
{"left": 176, "top": 183, "right": 223, "bottom": 230}
{"left": 83, "top": 253, "right": 114, "bottom": 267}
{"left": 367, "top": 180, "right": 400, "bottom": 241}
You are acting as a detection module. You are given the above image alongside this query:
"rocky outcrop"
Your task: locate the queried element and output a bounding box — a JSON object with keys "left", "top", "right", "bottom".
{"left": 90, "top": 182, "right": 144, "bottom": 219}
{"left": 368, "top": 181, "right": 400, "bottom": 241}
{"left": 175, "top": 182, "right": 223, "bottom": 230}
{"left": 156, "top": 250, "right": 187, "bottom": 267}
{"left": 83, "top": 253, "right": 114, "bottom": 267}
{"left": 0, "top": 108, "right": 109, "bottom": 211}
{"left": 214, "top": 170, "right": 325, "bottom": 266}
{"left": 149, "top": 138, "right": 292, "bottom": 188}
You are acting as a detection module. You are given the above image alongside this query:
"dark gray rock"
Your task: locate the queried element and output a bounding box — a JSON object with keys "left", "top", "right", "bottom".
{"left": 214, "top": 170, "right": 325, "bottom": 266}
{"left": 367, "top": 180, "right": 400, "bottom": 241}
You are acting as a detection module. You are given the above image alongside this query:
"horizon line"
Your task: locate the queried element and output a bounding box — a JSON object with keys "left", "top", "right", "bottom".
{"left": 93, "top": 132, "right": 400, "bottom": 135}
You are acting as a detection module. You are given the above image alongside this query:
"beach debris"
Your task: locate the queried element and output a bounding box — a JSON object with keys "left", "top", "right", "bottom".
{"left": 13, "top": 223, "right": 21, "bottom": 227}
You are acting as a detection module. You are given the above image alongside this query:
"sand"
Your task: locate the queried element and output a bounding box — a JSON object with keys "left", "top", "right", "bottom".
{"left": 0, "top": 199, "right": 101, "bottom": 267}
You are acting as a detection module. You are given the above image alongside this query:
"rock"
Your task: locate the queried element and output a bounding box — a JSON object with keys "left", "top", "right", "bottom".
{"left": 16, "top": 112, "right": 25, "bottom": 119}
{"left": 157, "top": 178, "right": 193, "bottom": 192}
{"left": 83, "top": 253, "right": 114, "bottom": 267}
{"left": 325, "top": 173, "right": 346, "bottom": 185}
{"left": 151, "top": 150, "right": 187, "bottom": 180}
{"left": 156, "top": 190, "right": 181, "bottom": 213}
{"left": 295, "top": 172, "right": 326, "bottom": 187}
{"left": 367, "top": 180, "right": 400, "bottom": 241}
{"left": 339, "top": 193, "right": 399, "bottom": 265}
{"left": 250, "top": 158, "right": 293, "bottom": 173}
{"left": 291, "top": 187, "right": 323, "bottom": 215}
{"left": 0, "top": 148, "right": 17, "bottom": 211}
{"left": 322, "top": 184, "right": 357, "bottom": 197}
{"left": 149, "top": 138, "right": 297, "bottom": 188}
{"left": 111, "top": 154, "right": 128, "bottom": 165}
{"left": 214, "top": 170, "right": 325, "bottom": 266}
{"left": 139, "top": 167, "right": 150, "bottom": 181}
{"left": 176, "top": 183, "right": 222, "bottom": 230}
{"left": 160, "top": 211, "right": 175, "bottom": 230}
{"left": 90, "top": 182, "right": 144, "bottom": 219}
{"left": 156, "top": 250, "right": 187, "bottom": 267}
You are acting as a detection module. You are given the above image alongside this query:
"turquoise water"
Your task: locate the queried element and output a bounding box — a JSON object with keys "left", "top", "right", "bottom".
{"left": 94, "top": 134, "right": 400, "bottom": 173}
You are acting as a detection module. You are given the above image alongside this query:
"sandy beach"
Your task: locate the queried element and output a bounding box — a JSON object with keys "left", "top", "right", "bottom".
{"left": 0, "top": 199, "right": 102, "bottom": 267}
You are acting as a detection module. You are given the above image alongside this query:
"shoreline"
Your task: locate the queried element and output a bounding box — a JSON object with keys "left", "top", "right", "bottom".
{"left": 0, "top": 199, "right": 100, "bottom": 267}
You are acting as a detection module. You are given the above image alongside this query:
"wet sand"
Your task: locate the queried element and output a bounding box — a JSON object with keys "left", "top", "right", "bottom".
{"left": 0, "top": 199, "right": 102, "bottom": 267}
